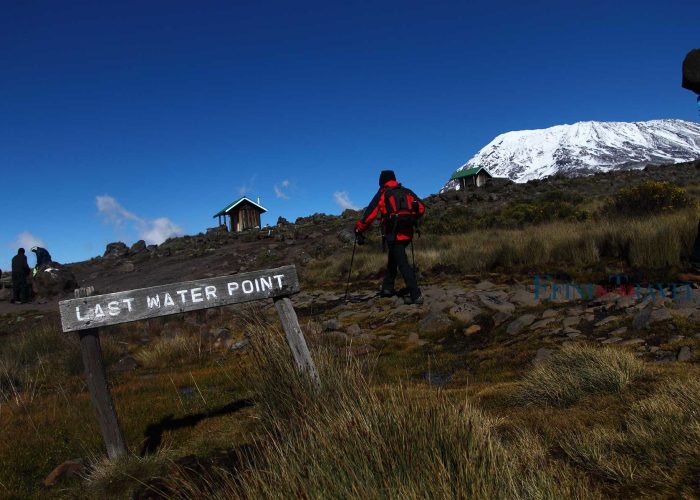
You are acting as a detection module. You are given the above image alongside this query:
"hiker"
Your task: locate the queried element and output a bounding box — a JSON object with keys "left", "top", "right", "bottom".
{"left": 31, "top": 246, "right": 52, "bottom": 268}
{"left": 682, "top": 50, "right": 700, "bottom": 274}
{"left": 355, "top": 170, "right": 425, "bottom": 304}
{"left": 11, "top": 248, "right": 31, "bottom": 304}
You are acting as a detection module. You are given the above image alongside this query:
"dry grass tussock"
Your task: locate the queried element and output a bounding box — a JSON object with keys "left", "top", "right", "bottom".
{"left": 560, "top": 378, "right": 700, "bottom": 496}
{"left": 513, "top": 345, "right": 646, "bottom": 408}
{"left": 84, "top": 446, "right": 175, "bottom": 498}
{"left": 166, "top": 321, "right": 597, "bottom": 499}
{"left": 134, "top": 334, "right": 210, "bottom": 369}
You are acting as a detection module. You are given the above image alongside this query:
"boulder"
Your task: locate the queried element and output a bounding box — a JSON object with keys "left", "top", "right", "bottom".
{"left": 677, "top": 346, "right": 692, "bottom": 362}
{"left": 595, "top": 315, "right": 618, "bottom": 327}
{"left": 477, "top": 292, "right": 515, "bottom": 314}
{"left": 506, "top": 314, "right": 537, "bottom": 335}
{"left": 336, "top": 229, "right": 356, "bottom": 245}
{"left": 562, "top": 316, "right": 581, "bottom": 327}
{"left": 42, "top": 459, "right": 84, "bottom": 487}
{"left": 509, "top": 288, "right": 539, "bottom": 307}
{"left": 129, "top": 239, "right": 147, "bottom": 254}
{"left": 464, "top": 325, "right": 481, "bottom": 335}
{"left": 449, "top": 303, "right": 481, "bottom": 323}
{"left": 32, "top": 264, "right": 79, "bottom": 298}
{"left": 493, "top": 311, "right": 512, "bottom": 326}
{"left": 230, "top": 339, "right": 250, "bottom": 351}
{"left": 649, "top": 308, "right": 672, "bottom": 324}
{"left": 632, "top": 306, "right": 652, "bottom": 330}
{"left": 104, "top": 242, "right": 129, "bottom": 259}
{"left": 419, "top": 311, "right": 452, "bottom": 332}
{"left": 530, "top": 318, "right": 557, "bottom": 330}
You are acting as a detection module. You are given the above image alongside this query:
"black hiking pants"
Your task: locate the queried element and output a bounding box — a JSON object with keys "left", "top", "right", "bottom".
{"left": 382, "top": 240, "right": 420, "bottom": 299}
{"left": 11, "top": 273, "right": 28, "bottom": 303}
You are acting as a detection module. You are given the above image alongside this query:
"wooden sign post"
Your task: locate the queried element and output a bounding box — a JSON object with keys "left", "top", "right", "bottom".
{"left": 59, "top": 264, "right": 319, "bottom": 460}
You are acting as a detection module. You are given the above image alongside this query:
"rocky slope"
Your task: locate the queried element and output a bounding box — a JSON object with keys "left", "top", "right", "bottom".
{"left": 443, "top": 119, "right": 700, "bottom": 188}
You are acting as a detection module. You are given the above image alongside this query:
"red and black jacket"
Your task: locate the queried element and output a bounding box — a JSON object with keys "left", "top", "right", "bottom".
{"left": 355, "top": 180, "right": 425, "bottom": 241}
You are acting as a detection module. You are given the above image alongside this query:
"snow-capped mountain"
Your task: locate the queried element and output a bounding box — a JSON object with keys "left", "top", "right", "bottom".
{"left": 443, "top": 119, "right": 700, "bottom": 188}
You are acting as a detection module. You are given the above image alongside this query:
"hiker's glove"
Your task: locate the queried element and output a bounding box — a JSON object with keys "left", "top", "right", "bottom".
{"left": 355, "top": 231, "right": 366, "bottom": 245}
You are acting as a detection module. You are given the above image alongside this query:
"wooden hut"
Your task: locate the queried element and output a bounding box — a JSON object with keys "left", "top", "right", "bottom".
{"left": 450, "top": 166, "right": 492, "bottom": 190}
{"left": 213, "top": 197, "right": 267, "bottom": 232}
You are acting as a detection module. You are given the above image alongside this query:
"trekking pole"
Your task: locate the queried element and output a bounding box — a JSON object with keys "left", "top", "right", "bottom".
{"left": 344, "top": 236, "right": 358, "bottom": 302}
{"left": 410, "top": 239, "right": 417, "bottom": 279}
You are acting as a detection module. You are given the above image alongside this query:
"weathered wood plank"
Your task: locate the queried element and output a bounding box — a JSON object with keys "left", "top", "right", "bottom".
{"left": 59, "top": 265, "right": 300, "bottom": 332}
{"left": 274, "top": 296, "right": 321, "bottom": 388}
{"left": 75, "top": 288, "right": 128, "bottom": 460}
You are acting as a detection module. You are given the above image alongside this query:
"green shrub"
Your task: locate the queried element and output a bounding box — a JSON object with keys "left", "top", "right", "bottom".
{"left": 610, "top": 181, "right": 695, "bottom": 216}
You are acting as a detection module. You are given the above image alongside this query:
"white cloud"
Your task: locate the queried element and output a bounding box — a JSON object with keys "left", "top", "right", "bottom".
{"left": 96, "top": 195, "right": 140, "bottom": 226}
{"left": 96, "top": 195, "right": 184, "bottom": 245}
{"left": 13, "top": 231, "right": 45, "bottom": 251}
{"left": 333, "top": 191, "right": 358, "bottom": 210}
{"left": 237, "top": 175, "right": 257, "bottom": 197}
{"left": 274, "top": 179, "right": 291, "bottom": 200}
{"left": 140, "top": 217, "right": 184, "bottom": 245}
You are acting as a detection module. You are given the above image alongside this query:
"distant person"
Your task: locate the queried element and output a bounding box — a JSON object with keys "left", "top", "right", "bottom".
{"left": 31, "top": 246, "right": 52, "bottom": 268}
{"left": 682, "top": 50, "right": 700, "bottom": 275}
{"left": 11, "top": 248, "right": 31, "bottom": 304}
{"left": 355, "top": 170, "right": 426, "bottom": 304}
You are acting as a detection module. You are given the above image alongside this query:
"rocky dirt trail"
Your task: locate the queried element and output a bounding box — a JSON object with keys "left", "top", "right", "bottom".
{"left": 289, "top": 279, "right": 700, "bottom": 371}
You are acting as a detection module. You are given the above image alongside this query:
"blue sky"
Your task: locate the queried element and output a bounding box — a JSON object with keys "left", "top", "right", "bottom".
{"left": 1, "top": 0, "right": 698, "bottom": 268}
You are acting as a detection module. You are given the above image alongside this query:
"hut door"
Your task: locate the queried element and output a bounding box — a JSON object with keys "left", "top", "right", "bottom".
{"left": 241, "top": 207, "right": 253, "bottom": 230}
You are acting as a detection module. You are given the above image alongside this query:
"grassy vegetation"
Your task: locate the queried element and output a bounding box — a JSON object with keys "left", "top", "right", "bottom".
{"left": 1, "top": 304, "right": 699, "bottom": 498}
{"left": 513, "top": 345, "right": 646, "bottom": 407}
{"left": 559, "top": 378, "right": 700, "bottom": 496}
{"left": 0, "top": 318, "right": 256, "bottom": 497}
{"left": 309, "top": 207, "right": 699, "bottom": 286}
{"left": 165, "top": 324, "right": 597, "bottom": 499}
{"left": 1, "top": 177, "right": 700, "bottom": 498}
{"left": 610, "top": 180, "right": 696, "bottom": 215}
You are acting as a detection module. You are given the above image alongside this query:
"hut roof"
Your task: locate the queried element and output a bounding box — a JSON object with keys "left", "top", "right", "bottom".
{"left": 449, "top": 166, "right": 492, "bottom": 181}
{"left": 213, "top": 196, "right": 267, "bottom": 217}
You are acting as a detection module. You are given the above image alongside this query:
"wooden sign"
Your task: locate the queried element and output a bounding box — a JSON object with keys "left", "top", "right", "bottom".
{"left": 59, "top": 265, "right": 300, "bottom": 332}
{"left": 59, "top": 264, "right": 319, "bottom": 461}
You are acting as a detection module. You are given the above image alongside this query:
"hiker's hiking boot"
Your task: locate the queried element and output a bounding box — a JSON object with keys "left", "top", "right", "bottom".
{"left": 403, "top": 294, "right": 424, "bottom": 305}
{"left": 379, "top": 288, "right": 396, "bottom": 297}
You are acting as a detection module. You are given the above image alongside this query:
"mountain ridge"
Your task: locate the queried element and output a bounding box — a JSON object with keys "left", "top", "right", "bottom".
{"left": 443, "top": 119, "right": 700, "bottom": 190}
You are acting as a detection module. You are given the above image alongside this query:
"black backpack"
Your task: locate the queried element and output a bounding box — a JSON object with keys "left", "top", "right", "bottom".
{"left": 382, "top": 185, "right": 421, "bottom": 238}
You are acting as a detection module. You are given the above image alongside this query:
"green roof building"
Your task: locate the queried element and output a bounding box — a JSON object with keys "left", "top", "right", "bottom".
{"left": 213, "top": 196, "right": 267, "bottom": 232}
{"left": 449, "top": 166, "right": 492, "bottom": 189}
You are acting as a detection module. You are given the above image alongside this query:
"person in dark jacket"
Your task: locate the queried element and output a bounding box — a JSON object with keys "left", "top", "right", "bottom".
{"left": 355, "top": 170, "right": 426, "bottom": 304}
{"left": 11, "top": 248, "right": 31, "bottom": 304}
{"left": 31, "top": 246, "right": 52, "bottom": 268}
